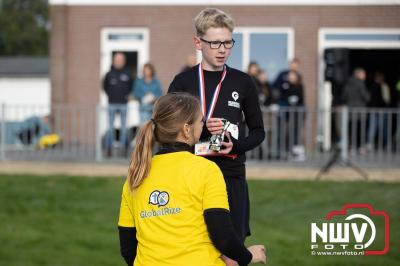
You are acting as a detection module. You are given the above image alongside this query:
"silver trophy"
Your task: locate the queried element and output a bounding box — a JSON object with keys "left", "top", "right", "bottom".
{"left": 209, "top": 118, "right": 231, "bottom": 152}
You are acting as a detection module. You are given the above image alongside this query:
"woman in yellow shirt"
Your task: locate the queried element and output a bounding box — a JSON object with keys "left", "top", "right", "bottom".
{"left": 118, "top": 93, "right": 266, "bottom": 266}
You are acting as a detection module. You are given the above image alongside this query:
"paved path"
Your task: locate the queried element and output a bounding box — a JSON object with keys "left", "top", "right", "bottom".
{"left": 1, "top": 161, "right": 399, "bottom": 182}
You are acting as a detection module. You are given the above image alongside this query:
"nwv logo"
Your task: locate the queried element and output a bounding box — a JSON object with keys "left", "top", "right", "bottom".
{"left": 310, "top": 204, "right": 389, "bottom": 256}
{"left": 312, "top": 214, "right": 375, "bottom": 246}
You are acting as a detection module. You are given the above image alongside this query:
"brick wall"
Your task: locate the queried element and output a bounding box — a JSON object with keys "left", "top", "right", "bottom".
{"left": 50, "top": 5, "right": 400, "bottom": 109}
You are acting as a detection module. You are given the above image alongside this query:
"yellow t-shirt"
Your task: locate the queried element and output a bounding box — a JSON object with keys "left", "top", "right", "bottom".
{"left": 118, "top": 151, "right": 229, "bottom": 266}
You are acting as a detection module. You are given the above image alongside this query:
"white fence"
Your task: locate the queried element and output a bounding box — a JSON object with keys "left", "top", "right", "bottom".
{"left": 1, "top": 103, "right": 399, "bottom": 167}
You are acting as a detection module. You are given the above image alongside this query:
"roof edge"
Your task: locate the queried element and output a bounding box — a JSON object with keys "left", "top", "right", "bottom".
{"left": 49, "top": 0, "right": 400, "bottom": 6}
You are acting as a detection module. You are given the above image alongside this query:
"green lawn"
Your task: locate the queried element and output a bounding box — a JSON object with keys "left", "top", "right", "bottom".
{"left": 0, "top": 174, "right": 398, "bottom": 266}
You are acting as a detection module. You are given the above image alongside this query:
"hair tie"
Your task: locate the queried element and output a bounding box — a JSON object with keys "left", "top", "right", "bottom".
{"left": 150, "top": 118, "right": 157, "bottom": 126}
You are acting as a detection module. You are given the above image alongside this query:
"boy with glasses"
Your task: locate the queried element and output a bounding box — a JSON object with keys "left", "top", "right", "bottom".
{"left": 168, "top": 7, "right": 265, "bottom": 254}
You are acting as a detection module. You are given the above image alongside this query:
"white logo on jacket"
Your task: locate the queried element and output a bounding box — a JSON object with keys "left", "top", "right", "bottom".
{"left": 232, "top": 91, "right": 239, "bottom": 101}
{"left": 228, "top": 91, "right": 240, "bottom": 109}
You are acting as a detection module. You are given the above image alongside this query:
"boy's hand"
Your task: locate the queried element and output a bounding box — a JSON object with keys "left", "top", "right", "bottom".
{"left": 206, "top": 118, "right": 224, "bottom": 135}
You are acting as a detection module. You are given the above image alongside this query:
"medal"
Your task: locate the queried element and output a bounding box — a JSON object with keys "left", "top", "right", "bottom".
{"left": 198, "top": 63, "right": 227, "bottom": 120}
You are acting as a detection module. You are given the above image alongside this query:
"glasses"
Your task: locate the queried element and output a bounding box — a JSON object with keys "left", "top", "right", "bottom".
{"left": 200, "top": 38, "right": 235, "bottom": 49}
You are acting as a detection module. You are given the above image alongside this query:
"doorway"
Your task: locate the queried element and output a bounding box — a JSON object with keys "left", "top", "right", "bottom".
{"left": 349, "top": 49, "right": 400, "bottom": 106}
{"left": 318, "top": 28, "right": 400, "bottom": 150}
{"left": 327, "top": 48, "right": 400, "bottom": 107}
{"left": 99, "top": 27, "right": 149, "bottom": 152}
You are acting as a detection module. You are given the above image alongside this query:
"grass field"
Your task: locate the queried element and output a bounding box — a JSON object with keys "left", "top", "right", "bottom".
{"left": 0, "top": 174, "right": 398, "bottom": 266}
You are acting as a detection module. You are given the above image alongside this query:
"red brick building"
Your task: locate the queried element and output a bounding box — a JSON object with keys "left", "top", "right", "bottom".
{"left": 49, "top": 0, "right": 400, "bottom": 108}
{"left": 49, "top": 0, "right": 400, "bottom": 150}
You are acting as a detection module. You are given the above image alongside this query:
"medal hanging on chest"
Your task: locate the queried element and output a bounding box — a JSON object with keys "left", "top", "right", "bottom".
{"left": 197, "top": 63, "right": 227, "bottom": 120}
{"left": 195, "top": 63, "right": 235, "bottom": 156}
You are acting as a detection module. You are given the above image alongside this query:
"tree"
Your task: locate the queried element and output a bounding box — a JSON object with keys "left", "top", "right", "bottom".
{"left": 0, "top": 0, "right": 49, "bottom": 56}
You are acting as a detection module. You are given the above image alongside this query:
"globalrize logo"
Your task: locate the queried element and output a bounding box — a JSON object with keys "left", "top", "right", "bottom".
{"left": 311, "top": 204, "right": 389, "bottom": 256}
{"left": 140, "top": 190, "right": 181, "bottom": 219}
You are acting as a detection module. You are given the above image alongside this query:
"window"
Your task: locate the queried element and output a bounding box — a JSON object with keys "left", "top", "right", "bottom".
{"left": 227, "top": 28, "right": 294, "bottom": 81}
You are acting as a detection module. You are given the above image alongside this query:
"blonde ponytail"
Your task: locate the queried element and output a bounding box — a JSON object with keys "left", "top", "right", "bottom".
{"left": 126, "top": 93, "right": 200, "bottom": 191}
{"left": 127, "top": 121, "right": 155, "bottom": 190}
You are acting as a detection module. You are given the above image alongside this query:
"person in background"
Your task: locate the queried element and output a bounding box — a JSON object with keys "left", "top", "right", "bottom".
{"left": 118, "top": 93, "right": 266, "bottom": 266}
{"left": 257, "top": 69, "right": 275, "bottom": 107}
{"left": 133, "top": 63, "right": 163, "bottom": 123}
{"left": 247, "top": 61, "right": 261, "bottom": 89}
{"left": 395, "top": 77, "right": 400, "bottom": 149}
{"left": 16, "top": 115, "right": 50, "bottom": 146}
{"left": 396, "top": 77, "right": 400, "bottom": 107}
{"left": 272, "top": 59, "right": 305, "bottom": 158}
{"left": 342, "top": 68, "right": 369, "bottom": 108}
{"left": 181, "top": 53, "right": 198, "bottom": 72}
{"left": 273, "top": 58, "right": 303, "bottom": 96}
{"left": 277, "top": 70, "right": 305, "bottom": 160}
{"left": 247, "top": 63, "right": 268, "bottom": 161}
{"left": 342, "top": 67, "right": 370, "bottom": 151}
{"left": 366, "top": 71, "right": 391, "bottom": 150}
{"left": 103, "top": 52, "right": 133, "bottom": 156}
{"left": 278, "top": 70, "right": 304, "bottom": 108}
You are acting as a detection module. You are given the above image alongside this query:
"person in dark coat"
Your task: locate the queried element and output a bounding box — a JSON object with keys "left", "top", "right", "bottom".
{"left": 342, "top": 68, "right": 369, "bottom": 150}
{"left": 103, "top": 52, "right": 133, "bottom": 156}
{"left": 342, "top": 68, "right": 369, "bottom": 108}
{"left": 273, "top": 58, "right": 303, "bottom": 96}
{"left": 367, "top": 71, "right": 391, "bottom": 149}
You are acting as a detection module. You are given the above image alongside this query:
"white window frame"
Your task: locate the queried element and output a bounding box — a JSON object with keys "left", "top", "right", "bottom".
{"left": 100, "top": 28, "right": 149, "bottom": 79}
{"left": 100, "top": 27, "right": 149, "bottom": 105}
{"left": 318, "top": 28, "right": 400, "bottom": 150}
{"left": 99, "top": 27, "right": 150, "bottom": 137}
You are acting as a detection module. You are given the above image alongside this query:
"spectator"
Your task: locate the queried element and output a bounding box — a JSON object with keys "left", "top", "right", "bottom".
{"left": 16, "top": 115, "right": 61, "bottom": 149}
{"left": 396, "top": 77, "right": 400, "bottom": 107}
{"left": 103, "top": 52, "right": 133, "bottom": 156}
{"left": 181, "top": 53, "right": 197, "bottom": 72}
{"left": 133, "top": 63, "right": 163, "bottom": 123}
{"left": 247, "top": 62, "right": 265, "bottom": 104}
{"left": 367, "top": 71, "right": 391, "bottom": 150}
{"left": 273, "top": 58, "right": 303, "bottom": 95}
{"left": 278, "top": 70, "right": 304, "bottom": 108}
{"left": 257, "top": 69, "right": 275, "bottom": 106}
{"left": 16, "top": 115, "right": 50, "bottom": 145}
{"left": 342, "top": 67, "right": 369, "bottom": 150}
{"left": 247, "top": 62, "right": 264, "bottom": 160}
{"left": 283, "top": 71, "right": 305, "bottom": 160}
{"left": 273, "top": 62, "right": 305, "bottom": 160}
{"left": 395, "top": 77, "right": 400, "bottom": 149}
{"left": 342, "top": 68, "right": 369, "bottom": 108}
{"left": 247, "top": 61, "right": 259, "bottom": 77}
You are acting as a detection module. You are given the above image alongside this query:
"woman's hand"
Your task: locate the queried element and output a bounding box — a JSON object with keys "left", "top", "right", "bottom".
{"left": 248, "top": 245, "right": 266, "bottom": 264}
{"left": 221, "top": 255, "right": 238, "bottom": 266}
{"left": 219, "top": 132, "right": 233, "bottom": 155}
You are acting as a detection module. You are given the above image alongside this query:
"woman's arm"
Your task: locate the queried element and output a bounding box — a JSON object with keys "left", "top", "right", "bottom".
{"left": 118, "top": 226, "right": 138, "bottom": 265}
{"left": 204, "top": 208, "right": 252, "bottom": 266}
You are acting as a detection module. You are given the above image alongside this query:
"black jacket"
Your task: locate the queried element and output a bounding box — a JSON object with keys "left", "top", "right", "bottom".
{"left": 103, "top": 68, "right": 133, "bottom": 104}
{"left": 368, "top": 82, "right": 391, "bottom": 108}
{"left": 168, "top": 65, "right": 265, "bottom": 178}
{"left": 342, "top": 77, "right": 370, "bottom": 107}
